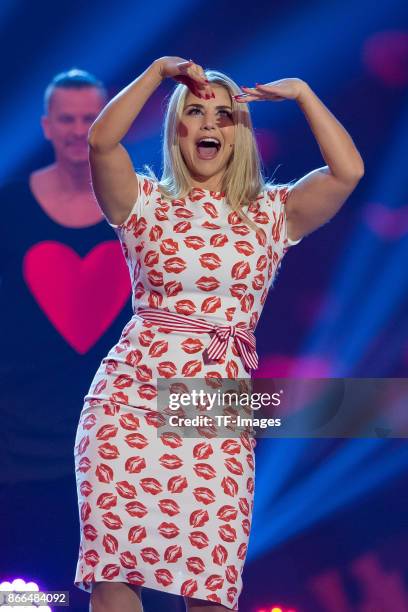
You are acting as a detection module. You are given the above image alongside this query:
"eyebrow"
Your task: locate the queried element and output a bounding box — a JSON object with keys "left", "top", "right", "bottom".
{"left": 185, "top": 103, "right": 232, "bottom": 111}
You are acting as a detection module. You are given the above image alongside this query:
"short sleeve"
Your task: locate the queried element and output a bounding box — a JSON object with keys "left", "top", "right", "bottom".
{"left": 279, "top": 184, "right": 303, "bottom": 248}
{"left": 268, "top": 184, "right": 303, "bottom": 251}
{"left": 105, "top": 172, "right": 157, "bottom": 230}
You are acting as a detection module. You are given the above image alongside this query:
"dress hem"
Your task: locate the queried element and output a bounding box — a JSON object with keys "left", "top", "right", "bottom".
{"left": 73, "top": 568, "right": 239, "bottom": 610}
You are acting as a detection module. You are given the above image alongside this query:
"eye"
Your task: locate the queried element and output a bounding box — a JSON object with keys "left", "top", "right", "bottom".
{"left": 186, "top": 107, "right": 232, "bottom": 117}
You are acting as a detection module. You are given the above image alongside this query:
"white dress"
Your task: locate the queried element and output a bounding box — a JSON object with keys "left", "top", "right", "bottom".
{"left": 73, "top": 174, "right": 302, "bottom": 609}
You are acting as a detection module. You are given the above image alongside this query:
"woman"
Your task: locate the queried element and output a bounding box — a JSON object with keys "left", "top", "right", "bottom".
{"left": 74, "top": 56, "right": 364, "bottom": 611}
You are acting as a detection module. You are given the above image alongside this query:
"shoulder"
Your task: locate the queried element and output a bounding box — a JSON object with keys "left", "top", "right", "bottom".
{"left": 29, "top": 165, "right": 57, "bottom": 194}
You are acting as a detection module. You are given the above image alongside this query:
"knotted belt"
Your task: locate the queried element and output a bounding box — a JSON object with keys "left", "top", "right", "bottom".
{"left": 136, "top": 307, "right": 258, "bottom": 371}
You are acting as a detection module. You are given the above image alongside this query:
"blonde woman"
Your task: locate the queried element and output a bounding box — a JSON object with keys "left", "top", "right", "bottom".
{"left": 73, "top": 56, "right": 364, "bottom": 611}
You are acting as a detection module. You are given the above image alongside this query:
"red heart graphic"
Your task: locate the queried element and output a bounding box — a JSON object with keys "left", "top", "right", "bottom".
{"left": 23, "top": 241, "right": 131, "bottom": 353}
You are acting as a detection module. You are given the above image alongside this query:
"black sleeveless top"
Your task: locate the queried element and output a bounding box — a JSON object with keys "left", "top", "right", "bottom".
{"left": 0, "top": 178, "right": 132, "bottom": 482}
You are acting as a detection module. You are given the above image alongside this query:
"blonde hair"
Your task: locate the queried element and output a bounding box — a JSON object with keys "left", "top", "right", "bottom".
{"left": 144, "top": 69, "right": 287, "bottom": 233}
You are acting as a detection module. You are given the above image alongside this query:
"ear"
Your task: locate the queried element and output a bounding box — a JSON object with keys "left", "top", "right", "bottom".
{"left": 41, "top": 115, "right": 51, "bottom": 141}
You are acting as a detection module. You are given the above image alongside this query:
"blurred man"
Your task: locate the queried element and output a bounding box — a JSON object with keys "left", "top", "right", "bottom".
{"left": 31, "top": 70, "right": 107, "bottom": 226}
{"left": 0, "top": 69, "right": 130, "bottom": 484}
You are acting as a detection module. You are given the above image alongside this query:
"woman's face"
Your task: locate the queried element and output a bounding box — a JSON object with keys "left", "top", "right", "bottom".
{"left": 178, "top": 84, "right": 235, "bottom": 189}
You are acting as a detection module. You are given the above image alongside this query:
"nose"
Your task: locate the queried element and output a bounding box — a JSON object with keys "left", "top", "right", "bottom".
{"left": 72, "top": 119, "right": 88, "bottom": 138}
{"left": 200, "top": 111, "right": 216, "bottom": 131}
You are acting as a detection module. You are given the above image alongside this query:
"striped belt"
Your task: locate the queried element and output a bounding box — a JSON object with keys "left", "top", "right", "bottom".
{"left": 136, "top": 307, "right": 258, "bottom": 371}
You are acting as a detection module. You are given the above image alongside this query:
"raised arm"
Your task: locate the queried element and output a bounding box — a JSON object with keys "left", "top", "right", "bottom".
{"left": 284, "top": 82, "right": 365, "bottom": 241}
{"left": 87, "top": 60, "right": 163, "bottom": 226}
{"left": 235, "top": 79, "right": 365, "bottom": 242}
{"left": 88, "top": 57, "right": 213, "bottom": 226}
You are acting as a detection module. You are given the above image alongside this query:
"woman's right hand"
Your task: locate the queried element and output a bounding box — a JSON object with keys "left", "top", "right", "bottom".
{"left": 155, "top": 56, "right": 215, "bottom": 99}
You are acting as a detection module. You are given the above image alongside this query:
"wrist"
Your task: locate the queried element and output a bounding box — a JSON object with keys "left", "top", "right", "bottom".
{"left": 296, "top": 80, "right": 312, "bottom": 103}
{"left": 152, "top": 58, "right": 167, "bottom": 82}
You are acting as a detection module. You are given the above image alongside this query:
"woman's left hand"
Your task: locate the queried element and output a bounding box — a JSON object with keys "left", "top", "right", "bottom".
{"left": 233, "top": 78, "right": 307, "bottom": 102}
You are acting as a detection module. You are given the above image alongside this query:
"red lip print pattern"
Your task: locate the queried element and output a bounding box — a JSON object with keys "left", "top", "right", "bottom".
{"left": 141, "top": 547, "right": 161, "bottom": 564}
{"left": 125, "top": 501, "right": 148, "bottom": 518}
{"left": 217, "top": 506, "right": 238, "bottom": 522}
{"left": 74, "top": 174, "right": 301, "bottom": 609}
{"left": 167, "top": 475, "right": 188, "bottom": 493}
{"left": 164, "top": 545, "right": 182, "bottom": 563}
{"left": 212, "top": 544, "right": 228, "bottom": 565}
{"left": 190, "top": 509, "right": 210, "bottom": 527}
{"left": 189, "top": 531, "right": 210, "bottom": 549}
{"left": 155, "top": 568, "right": 174, "bottom": 586}
{"left": 102, "top": 534, "right": 118, "bottom": 553}
{"left": 158, "top": 522, "right": 180, "bottom": 539}
{"left": 186, "top": 557, "right": 205, "bottom": 574}
{"left": 83, "top": 524, "right": 98, "bottom": 541}
{"left": 120, "top": 551, "right": 137, "bottom": 569}
{"left": 193, "top": 463, "right": 217, "bottom": 480}
{"left": 158, "top": 499, "right": 180, "bottom": 516}
{"left": 129, "top": 525, "right": 147, "bottom": 543}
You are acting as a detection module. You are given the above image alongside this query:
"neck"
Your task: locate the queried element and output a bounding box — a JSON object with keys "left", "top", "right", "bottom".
{"left": 189, "top": 170, "right": 224, "bottom": 192}
{"left": 52, "top": 160, "right": 91, "bottom": 193}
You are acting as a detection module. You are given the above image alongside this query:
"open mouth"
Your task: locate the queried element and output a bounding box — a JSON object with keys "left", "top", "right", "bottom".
{"left": 196, "top": 137, "right": 221, "bottom": 160}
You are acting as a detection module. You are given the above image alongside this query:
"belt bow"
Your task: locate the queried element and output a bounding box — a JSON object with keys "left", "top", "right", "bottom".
{"left": 136, "top": 308, "right": 258, "bottom": 371}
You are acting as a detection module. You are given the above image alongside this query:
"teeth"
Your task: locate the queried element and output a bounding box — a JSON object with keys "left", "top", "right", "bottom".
{"left": 197, "top": 138, "right": 220, "bottom": 147}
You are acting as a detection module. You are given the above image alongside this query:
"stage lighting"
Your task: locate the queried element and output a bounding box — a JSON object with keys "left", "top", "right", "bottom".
{"left": 0, "top": 578, "right": 52, "bottom": 611}
{"left": 255, "top": 606, "right": 298, "bottom": 612}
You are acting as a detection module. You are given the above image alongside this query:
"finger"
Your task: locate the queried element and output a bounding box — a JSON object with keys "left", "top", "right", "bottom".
{"left": 239, "top": 86, "right": 264, "bottom": 96}
{"left": 255, "top": 84, "right": 275, "bottom": 92}
{"left": 254, "top": 83, "right": 282, "bottom": 93}
{"left": 191, "top": 69, "right": 209, "bottom": 87}
{"left": 234, "top": 89, "right": 264, "bottom": 99}
{"left": 177, "top": 60, "right": 194, "bottom": 73}
{"left": 187, "top": 62, "right": 211, "bottom": 88}
{"left": 181, "top": 62, "right": 206, "bottom": 84}
{"left": 254, "top": 85, "right": 286, "bottom": 101}
{"left": 174, "top": 65, "right": 214, "bottom": 98}
{"left": 174, "top": 76, "right": 206, "bottom": 98}
{"left": 233, "top": 94, "right": 263, "bottom": 103}
{"left": 191, "top": 75, "right": 214, "bottom": 97}
{"left": 188, "top": 81, "right": 212, "bottom": 99}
